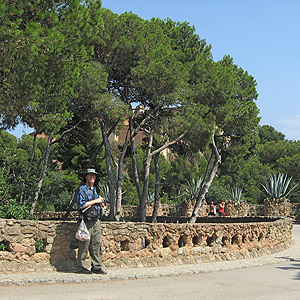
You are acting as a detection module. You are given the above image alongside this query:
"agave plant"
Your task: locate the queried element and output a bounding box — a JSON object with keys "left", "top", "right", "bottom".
{"left": 99, "top": 183, "right": 110, "bottom": 203}
{"left": 180, "top": 176, "right": 203, "bottom": 202}
{"left": 260, "top": 173, "right": 298, "bottom": 199}
{"left": 230, "top": 186, "right": 243, "bottom": 204}
{"left": 147, "top": 191, "right": 155, "bottom": 203}
{"left": 98, "top": 183, "right": 114, "bottom": 217}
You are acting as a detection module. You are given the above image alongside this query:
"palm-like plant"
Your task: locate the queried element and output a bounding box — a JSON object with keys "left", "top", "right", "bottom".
{"left": 180, "top": 176, "right": 203, "bottom": 202}
{"left": 230, "top": 186, "right": 243, "bottom": 204}
{"left": 99, "top": 183, "right": 110, "bottom": 203}
{"left": 260, "top": 173, "right": 298, "bottom": 199}
{"left": 147, "top": 191, "right": 155, "bottom": 203}
{"left": 99, "top": 183, "right": 112, "bottom": 217}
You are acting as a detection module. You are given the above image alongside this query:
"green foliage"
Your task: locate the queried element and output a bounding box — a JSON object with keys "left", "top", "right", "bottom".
{"left": 35, "top": 240, "right": 44, "bottom": 253}
{"left": 0, "top": 132, "right": 48, "bottom": 205}
{"left": 0, "top": 0, "right": 103, "bottom": 134}
{"left": 120, "top": 176, "right": 139, "bottom": 206}
{"left": 179, "top": 176, "right": 203, "bottom": 203}
{"left": 257, "top": 125, "right": 285, "bottom": 144}
{"left": 0, "top": 241, "right": 8, "bottom": 251}
{"left": 205, "top": 186, "right": 231, "bottom": 204}
{"left": 230, "top": 187, "right": 243, "bottom": 203}
{"left": 260, "top": 173, "right": 298, "bottom": 199}
{"left": 99, "top": 183, "right": 110, "bottom": 203}
{"left": 0, "top": 5, "right": 299, "bottom": 214}
{"left": 257, "top": 140, "right": 297, "bottom": 167}
{"left": 159, "top": 193, "right": 170, "bottom": 204}
{"left": 219, "top": 147, "right": 273, "bottom": 204}
{"left": 164, "top": 152, "right": 207, "bottom": 201}
{"left": 0, "top": 199, "right": 31, "bottom": 220}
{"left": 39, "top": 170, "right": 80, "bottom": 212}
{"left": 0, "top": 170, "right": 9, "bottom": 200}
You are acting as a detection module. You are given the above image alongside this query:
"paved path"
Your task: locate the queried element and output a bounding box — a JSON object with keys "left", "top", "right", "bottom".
{"left": 1, "top": 223, "right": 300, "bottom": 299}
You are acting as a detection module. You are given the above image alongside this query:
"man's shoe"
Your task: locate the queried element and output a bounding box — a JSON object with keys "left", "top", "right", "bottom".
{"left": 91, "top": 268, "right": 107, "bottom": 275}
{"left": 74, "top": 268, "right": 92, "bottom": 274}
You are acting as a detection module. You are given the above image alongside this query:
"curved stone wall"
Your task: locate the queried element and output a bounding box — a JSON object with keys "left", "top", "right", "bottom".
{"left": 0, "top": 217, "right": 293, "bottom": 273}
{"left": 33, "top": 201, "right": 300, "bottom": 221}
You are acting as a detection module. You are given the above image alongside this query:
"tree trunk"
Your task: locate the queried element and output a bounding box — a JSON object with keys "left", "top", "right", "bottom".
{"left": 202, "top": 151, "right": 214, "bottom": 187}
{"left": 20, "top": 132, "right": 37, "bottom": 204}
{"left": 190, "top": 134, "right": 221, "bottom": 223}
{"left": 151, "top": 152, "right": 160, "bottom": 223}
{"left": 30, "top": 135, "right": 52, "bottom": 216}
{"left": 140, "top": 130, "right": 154, "bottom": 222}
{"left": 116, "top": 116, "right": 147, "bottom": 221}
{"left": 63, "top": 190, "right": 77, "bottom": 220}
{"left": 138, "top": 131, "right": 186, "bottom": 222}
{"left": 99, "top": 116, "right": 116, "bottom": 221}
{"left": 130, "top": 118, "right": 142, "bottom": 201}
{"left": 89, "top": 121, "right": 118, "bottom": 167}
{"left": 115, "top": 136, "right": 130, "bottom": 221}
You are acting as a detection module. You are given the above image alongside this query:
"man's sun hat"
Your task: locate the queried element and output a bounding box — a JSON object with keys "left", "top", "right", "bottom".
{"left": 85, "top": 168, "right": 99, "bottom": 175}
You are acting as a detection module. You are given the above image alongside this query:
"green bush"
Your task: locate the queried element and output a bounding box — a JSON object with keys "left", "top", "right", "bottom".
{"left": 205, "top": 186, "right": 231, "bottom": 204}
{"left": 0, "top": 241, "right": 8, "bottom": 251}
{"left": 0, "top": 199, "right": 31, "bottom": 220}
{"left": 120, "top": 176, "right": 139, "bottom": 206}
{"left": 35, "top": 240, "right": 44, "bottom": 253}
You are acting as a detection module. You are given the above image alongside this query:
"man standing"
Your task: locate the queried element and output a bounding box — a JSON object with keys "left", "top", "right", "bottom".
{"left": 74, "top": 168, "right": 107, "bottom": 275}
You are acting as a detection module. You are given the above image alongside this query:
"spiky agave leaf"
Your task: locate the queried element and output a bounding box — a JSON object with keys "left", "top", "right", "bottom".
{"left": 230, "top": 186, "right": 243, "bottom": 203}
{"left": 147, "top": 191, "right": 155, "bottom": 203}
{"left": 180, "top": 176, "right": 203, "bottom": 202}
{"left": 260, "top": 173, "right": 298, "bottom": 199}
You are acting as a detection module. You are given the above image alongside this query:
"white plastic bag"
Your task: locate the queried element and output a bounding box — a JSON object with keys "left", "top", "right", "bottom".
{"left": 75, "top": 219, "right": 90, "bottom": 241}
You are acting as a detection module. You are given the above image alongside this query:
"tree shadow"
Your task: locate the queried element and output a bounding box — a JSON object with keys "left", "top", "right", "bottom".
{"left": 49, "top": 221, "right": 78, "bottom": 273}
{"left": 275, "top": 256, "right": 300, "bottom": 262}
{"left": 276, "top": 262, "right": 300, "bottom": 280}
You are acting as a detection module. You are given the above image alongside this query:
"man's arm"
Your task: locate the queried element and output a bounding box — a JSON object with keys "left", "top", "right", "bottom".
{"left": 81, "top": 197, "right": 104, "bottom": 209}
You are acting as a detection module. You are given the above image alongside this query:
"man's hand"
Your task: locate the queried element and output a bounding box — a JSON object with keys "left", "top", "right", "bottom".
{"left": 95, "top": 197, "right": 104, "bottom": 204}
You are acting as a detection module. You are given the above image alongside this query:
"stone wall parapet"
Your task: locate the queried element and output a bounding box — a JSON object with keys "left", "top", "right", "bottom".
{"left": 33, "top": 201, "right": 300, "bottom": 221}
{"left": 0, "top": 217, "right": 293, "bottom": 273}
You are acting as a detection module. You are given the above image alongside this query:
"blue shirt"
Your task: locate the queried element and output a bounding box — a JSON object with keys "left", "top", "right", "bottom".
{"left": 77, "top": 184, "right": 100, "bottom": 216}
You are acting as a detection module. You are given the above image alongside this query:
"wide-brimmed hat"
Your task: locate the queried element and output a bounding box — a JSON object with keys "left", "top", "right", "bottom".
{"left": 84, "top": 168, "right": 99, "bottom": 175}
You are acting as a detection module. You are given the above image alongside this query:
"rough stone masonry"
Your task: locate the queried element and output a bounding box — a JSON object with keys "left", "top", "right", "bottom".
{"left": 0, "top": 217, "right": 293, "bottom": 273}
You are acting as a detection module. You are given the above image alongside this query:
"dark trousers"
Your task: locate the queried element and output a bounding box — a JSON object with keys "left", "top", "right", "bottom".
{"left": 76, "top": 219, "right": 103, "bottom": 271}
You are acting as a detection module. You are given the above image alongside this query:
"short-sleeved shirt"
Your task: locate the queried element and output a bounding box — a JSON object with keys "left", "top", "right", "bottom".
{"left": 77, "top": 184, "right": 100, "bottom": 216}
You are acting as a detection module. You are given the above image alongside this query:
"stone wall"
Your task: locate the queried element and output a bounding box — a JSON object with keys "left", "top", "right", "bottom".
{"left": 34, "top": 201, "right": 300, "bottom": 221}
{"left": 291, "top": 203, "right": 300, "bottom": 221}
{"left": 33, "top": 203, "right": 178, "bottom": 221}
{"left": 264, "top": 198, "right": 291, "bottom": 217}
{"left": 224, "top": 201, "right": 250, "bottom": 217}
{"left": 179, "top": 200, "right": 209, "bottom": 217}
{"left": 0, "top": 217, "right": 293, "bottom": 274}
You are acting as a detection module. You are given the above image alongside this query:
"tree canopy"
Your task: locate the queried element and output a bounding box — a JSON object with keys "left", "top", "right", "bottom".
{"left": 1, "top": 3, "right": 298, "bottom": 220}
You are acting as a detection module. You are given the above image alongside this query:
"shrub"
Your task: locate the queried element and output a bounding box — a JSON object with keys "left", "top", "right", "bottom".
{"left": 0, "top": 199, "right": 31, "bottom": 220}
{"left": 35, "top": 240, "right": 45, "bottom": 253}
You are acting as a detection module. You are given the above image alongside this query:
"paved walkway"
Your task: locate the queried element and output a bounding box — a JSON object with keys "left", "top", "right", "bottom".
{"left": 1, "top": 223, "right": 299, "bottom": 286}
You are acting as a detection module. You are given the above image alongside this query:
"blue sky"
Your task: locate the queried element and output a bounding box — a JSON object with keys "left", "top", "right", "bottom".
{"left": 9, "top": 0, "right": 300, "bottom": 140}
{"left": 102, "top": 0, "right": 300, "bottom": 140}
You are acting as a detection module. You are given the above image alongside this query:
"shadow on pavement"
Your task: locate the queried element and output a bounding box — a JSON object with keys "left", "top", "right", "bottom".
{"left": 276, "top": 263, "right": 300, "bottom": 280}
